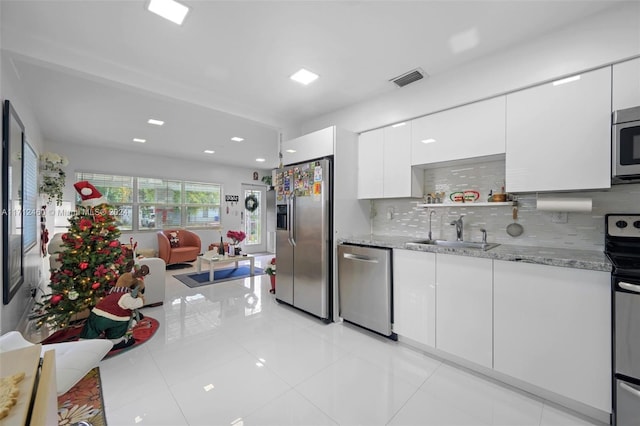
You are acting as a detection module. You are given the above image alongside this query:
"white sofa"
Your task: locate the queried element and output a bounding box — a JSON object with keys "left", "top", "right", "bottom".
{"left": 0, "top": 331, "right": 112, "bottom": 395}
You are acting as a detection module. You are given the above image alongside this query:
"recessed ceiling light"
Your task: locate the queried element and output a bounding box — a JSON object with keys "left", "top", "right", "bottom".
{"left": 256, "top": 158, "right": 266, "bottom": 162}
{"left": 147, "top": 118, "right": 164, "bottom": 126}
{"left": 421, "top": 138, "right": 436, "bottom": 144}
{"left": 391, "top": 122, "right": 407, "bottom": 128}
{"left": 133, "top": 138, "right": 146, "bottom": 143}
{"left": 290, "top": 68, "right": 319, "bottom": 85}
{"left": 204, "top": 150, "right": 215, "bottom": 154}
{"left": 231, "top": 137, "right": 244, "bottom": 142}
{"left": 285, "top": 149, "right": 297, "bottom": 153}
{"left": 147, "top": 0, "right": 189, "bottom": 25}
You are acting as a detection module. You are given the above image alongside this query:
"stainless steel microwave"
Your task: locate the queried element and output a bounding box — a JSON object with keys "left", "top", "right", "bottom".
{"left": 612, "top": 106, "right": 640, "bottom": 184}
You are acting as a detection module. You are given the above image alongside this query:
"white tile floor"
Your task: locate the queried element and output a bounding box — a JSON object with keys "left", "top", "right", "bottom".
{"left": 99, "top": 255, "right": 604, "bottom": 426}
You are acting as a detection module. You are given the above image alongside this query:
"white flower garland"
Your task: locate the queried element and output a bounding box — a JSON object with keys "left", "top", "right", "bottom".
{"left": 39, "top": 152, "right": 68, "bottom": 205}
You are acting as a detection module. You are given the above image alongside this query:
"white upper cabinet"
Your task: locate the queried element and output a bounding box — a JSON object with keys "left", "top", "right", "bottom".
{"left": 505, "top": 67, "right": 611, "bottom": 192}
{"left": 282, "top": 126, "right": 334, "bottom": 165}
{"left": 612, "top": 58, "right": 640, "bottom": 111}
{"left": 411, "top": 96, "right": 506, "bottom": 166}
{"left": 357, "top": 128, "right": 385, "bottom": 199}
{"left": 357, "top": 123, "right": 422, "bottom": 199}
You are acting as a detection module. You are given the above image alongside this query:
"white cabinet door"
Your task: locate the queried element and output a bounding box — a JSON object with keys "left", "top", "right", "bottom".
{"left": 357, "top": 128, "right": 384, "bottom": 199}
{"left": 282, "top": 126, "right": 334, "bottom": 165}
{"left": 411, "top": 97, "right": 506, "bottom": 166}
{"left": 436, "top": 254, "right": 493, "bottom": 368}
{"left": 384, "top": 123, "right": 422, "bottom": 198}
{"left": 393, "top": 249, "right": 436, "bottom": 346}
{"left": 613, "top": 58, "right": 640, "bottom": 111}
{"left": 357, "top": 124, "right": 422, "bottom": 199}
{"left": 493, "top": 260, "right": 611, "bottom": 412}
{"left": 505, "top": 67, "right": 611, "bottom": 192}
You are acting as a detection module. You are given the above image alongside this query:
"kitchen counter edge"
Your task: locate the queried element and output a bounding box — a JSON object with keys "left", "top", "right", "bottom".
{"left": 338, "top": 235, "right": 612, "bottom": 272}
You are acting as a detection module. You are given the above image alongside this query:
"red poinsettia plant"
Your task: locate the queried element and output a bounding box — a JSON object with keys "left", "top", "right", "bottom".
{"left": 226, "top": 230, "right": 246, "bottom": 245}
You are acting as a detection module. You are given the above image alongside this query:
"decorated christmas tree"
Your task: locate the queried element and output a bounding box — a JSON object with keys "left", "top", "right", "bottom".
{"left": 34, "top": 181, "right": 129, "bottom": 330}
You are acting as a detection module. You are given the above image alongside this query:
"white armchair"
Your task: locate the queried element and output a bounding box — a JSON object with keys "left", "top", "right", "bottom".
{"left": 0, "top": 331, "right": 112, "bottom": 395}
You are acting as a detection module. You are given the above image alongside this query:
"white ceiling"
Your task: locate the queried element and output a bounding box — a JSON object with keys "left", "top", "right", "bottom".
{"left": 0, "top": 0, "right": 621, "bottom": 169}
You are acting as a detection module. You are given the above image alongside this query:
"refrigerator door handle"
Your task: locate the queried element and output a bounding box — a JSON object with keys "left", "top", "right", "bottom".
{"left": 343, "top": 253, "right": 379, "bottom": 263}
{"left": 290, "top": 194, "right": 296, "bottom": 246}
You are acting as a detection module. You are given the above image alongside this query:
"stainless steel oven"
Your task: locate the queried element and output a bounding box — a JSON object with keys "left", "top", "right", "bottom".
{"left": 612, "top": 106, "right": 640, "bottom": 183}
{"left": 605, "top": 214, "right": 640, "bottom": 425}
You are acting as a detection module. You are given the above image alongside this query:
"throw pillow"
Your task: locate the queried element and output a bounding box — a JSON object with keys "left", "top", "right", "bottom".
{"left": 169, "top": 231, "right": 180, "bottom": 248}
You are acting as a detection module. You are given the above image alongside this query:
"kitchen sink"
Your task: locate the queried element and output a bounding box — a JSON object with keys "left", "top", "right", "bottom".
{"left": 407, "top": 239, "right": 500, "bottom": 251}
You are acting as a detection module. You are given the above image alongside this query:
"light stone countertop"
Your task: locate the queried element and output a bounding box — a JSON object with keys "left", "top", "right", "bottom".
{"left": 338, "top": 235, "right": 612, "bottom": 272}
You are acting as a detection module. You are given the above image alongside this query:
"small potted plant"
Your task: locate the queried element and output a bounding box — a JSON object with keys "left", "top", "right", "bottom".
{"left": 265, "top": 257, "right": 276, "bottom": 293}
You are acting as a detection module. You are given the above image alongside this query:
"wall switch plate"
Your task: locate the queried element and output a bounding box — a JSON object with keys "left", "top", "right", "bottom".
{"left": 551, "top": 212, "right": 568, "bottom": 223}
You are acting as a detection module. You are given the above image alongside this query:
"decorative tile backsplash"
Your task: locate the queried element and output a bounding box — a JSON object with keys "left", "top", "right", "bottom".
{"left": 371, "top": 159, "right": 640, "bottom": 251}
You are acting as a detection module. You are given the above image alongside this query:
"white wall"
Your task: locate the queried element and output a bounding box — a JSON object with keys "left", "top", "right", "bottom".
{"left": 46, "top": 139, "right": 271, "bottom": 256}
{"left": 295, "top": 2, "right": 640, "bottom": 136}
{"left": 1, "top": 48, "right": 47, "bottom": 334}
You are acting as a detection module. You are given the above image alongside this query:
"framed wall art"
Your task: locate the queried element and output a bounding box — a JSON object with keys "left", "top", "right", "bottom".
{"left": 2, "top": 99, "right": 25, "bottom": 304}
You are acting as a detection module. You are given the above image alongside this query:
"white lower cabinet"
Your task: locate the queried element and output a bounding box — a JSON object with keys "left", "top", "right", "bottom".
{"left": 493, "top": 260, "right": 611, "bottom": 412}
{"left": 392, "top": 249, "right": 436, "bottom": 346}
{"left": 436, "top": 254, "right": 493, "bottom": 368}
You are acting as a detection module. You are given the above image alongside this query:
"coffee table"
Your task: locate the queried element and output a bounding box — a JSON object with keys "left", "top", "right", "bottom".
{"left": 197, "top": 250, "right": 255, "bottom": 282}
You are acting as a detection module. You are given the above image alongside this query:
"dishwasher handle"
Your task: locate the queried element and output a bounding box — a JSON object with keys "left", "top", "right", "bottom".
{"left": 619, "top": 281, "right": 640, "bottom": 294}
{"left": 620, "top": 382, "right": 640, "bottom": 398}
{"left": 343, "top": 253, "right": 379, "bottom": 263}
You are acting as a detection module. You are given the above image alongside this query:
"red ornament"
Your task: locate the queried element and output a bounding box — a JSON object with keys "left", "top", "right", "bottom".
{"left": 109, "top": 241, "right": 120, "bottom": 248}
{"left": 51, "top": 294, "right": 62, "bottom": 305}
{"left": 91, "top": 282, "right": 101, "bottom": 290}
{"left": 79, "top": 262, "right": 89, "bottom": 270}
{"left": 79, "top": 218, "right": 93, "bottom": 231}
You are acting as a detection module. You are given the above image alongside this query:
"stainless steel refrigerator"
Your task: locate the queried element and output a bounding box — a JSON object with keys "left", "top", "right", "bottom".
{"left": 275, "top": 158, "right": 331, "bottom": 320}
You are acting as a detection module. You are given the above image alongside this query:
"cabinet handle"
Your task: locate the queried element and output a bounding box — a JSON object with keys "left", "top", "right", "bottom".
{"left": 620, "top": 382, "right": 640, "bottom": 398}
{"left": 619, "top": 281, "right": 640, "bottom": 294}
{"left": 343, "top": 253, "right": 379, "bottom": 263}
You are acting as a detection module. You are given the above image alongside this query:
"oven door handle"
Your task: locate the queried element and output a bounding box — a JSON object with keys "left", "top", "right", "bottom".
{"left": 619, "top": 281, "right": 640, "bottom": 294}
{"left": 620, "top": 382, "right": 640, "bottom": 399}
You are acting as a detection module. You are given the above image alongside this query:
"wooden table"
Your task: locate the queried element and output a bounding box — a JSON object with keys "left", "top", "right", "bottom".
{"left": 0, "top": 345, "right": 57, "bottom": 426}
{"left": 197, "top": 251, "right": 255, "bottom": 282}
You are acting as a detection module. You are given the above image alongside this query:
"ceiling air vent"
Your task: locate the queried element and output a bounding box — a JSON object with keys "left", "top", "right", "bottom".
{"left": 390, "top": 68, "right": 426, "bottom": 88}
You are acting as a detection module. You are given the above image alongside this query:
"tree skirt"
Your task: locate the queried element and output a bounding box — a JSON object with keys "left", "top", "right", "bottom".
{"left": 41, "top": 316, "right": 159, "bottom": 358}
{"left": 57, "top": 367, "right": 106, "bottom": 426}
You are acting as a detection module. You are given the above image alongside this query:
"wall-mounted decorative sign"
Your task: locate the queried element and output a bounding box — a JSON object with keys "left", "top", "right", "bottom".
{"left": 225, "top": 195, "right": 239, "bottom": 203}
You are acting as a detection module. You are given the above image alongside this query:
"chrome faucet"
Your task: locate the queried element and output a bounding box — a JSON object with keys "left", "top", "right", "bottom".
{"left": 428, "top": 209, "right": 436, "bottom": 240}
{"left": 450, "top": 215, "right": 464, "bottom": 241}
{"left": 480, "top": 228, "right": 487, "bottom": 244}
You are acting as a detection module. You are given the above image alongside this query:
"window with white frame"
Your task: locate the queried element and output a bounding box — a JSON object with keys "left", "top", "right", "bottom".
{"left": 76, "top": 172, "right": 221, "bottom": 231}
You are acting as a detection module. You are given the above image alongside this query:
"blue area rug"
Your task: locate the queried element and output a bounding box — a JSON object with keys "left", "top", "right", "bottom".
{"left": 173, "top": 266, "right": 265, "bottom": 288}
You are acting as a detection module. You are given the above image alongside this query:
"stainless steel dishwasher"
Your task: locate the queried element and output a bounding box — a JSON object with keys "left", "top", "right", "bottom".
{"left": 338, "top": 244, "right": 395, "bottom": 338}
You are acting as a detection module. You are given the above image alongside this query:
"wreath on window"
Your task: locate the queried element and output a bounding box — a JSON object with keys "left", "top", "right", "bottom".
{"left": 244, "top": 194, "right": 259, "bottom": 212}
